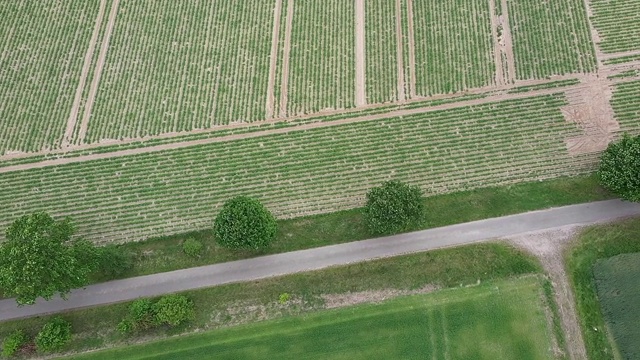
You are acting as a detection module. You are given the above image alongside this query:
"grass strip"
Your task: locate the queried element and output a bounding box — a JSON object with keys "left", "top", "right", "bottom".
{"left": 95, "top": 174, "right": 611, "bottom": 281}
{"left": 0, "top": 242, "right": 542, "bottom": 358}
{"left": 565, "top": 218, "right": 640, "bottom": 360}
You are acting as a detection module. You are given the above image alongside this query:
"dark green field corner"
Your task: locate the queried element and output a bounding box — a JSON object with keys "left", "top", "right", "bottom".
{"left": 94, "top": 174, "right": 611, "bottom": 281}
{"left": 68, "top": 277, "right": 555, "bottom": 360}
{"left": 0, "top": 243, "right": 542, "bottom": 358}
{"left": 565, "top": 218, "right": 640, "bottom": 360}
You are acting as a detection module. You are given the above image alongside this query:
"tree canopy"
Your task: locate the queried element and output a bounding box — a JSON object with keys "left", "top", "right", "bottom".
{"left": 0, "top": 213, "right": 97, "bottom": 305}
{"left": 598, "top": 134, "right": 640, "bottom": 202}
{"left": 213, "top": 196, "right": 277, "bottom": 250}
{"left": 364, "top": 180, "right": 425, "bottom": 235}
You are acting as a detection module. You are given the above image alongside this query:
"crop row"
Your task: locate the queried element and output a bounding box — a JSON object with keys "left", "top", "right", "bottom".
{"left": 84, "top": 0, "right": 275, "bottom": 143}
{"left": 610, "top": 80, "right": 640, "bottom": 133}
{"left": 412, "top": 0, "right": 494, "bottom": 95}
{"left": 0, "top": 94, "right": 593, "bottom": 242}
{"left": 287, "top": 0, "right": 355, "bottom": 115}
{"left": 0, "top": 1, "right": 99, "bottom": 154}
{"left": 365, "top": 0, "right": 398, "bottom": 104}
{"left": 508, "top": 0, "right": 596, "bottom": 79}
{"left": 603, "top": 54, "right": 640, "bottom": 65}
{"left": 589, "top": 0, "right": 640, "bottom": 53}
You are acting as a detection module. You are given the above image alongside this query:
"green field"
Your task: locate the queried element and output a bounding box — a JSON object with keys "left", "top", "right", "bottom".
{"left": 0, "top": 94, "right": 597, "bottom": 243}
{"left": 590, "top": 0, "right": 640, "bottom": 53}
{"left": 593, "top": 253, "right": 640, "bottom": 360}
{"left": 69, "top": 277, "right": 555, "bottom": 360}
{"left": 611, "top": 80, "right": 640, "bottom": 134}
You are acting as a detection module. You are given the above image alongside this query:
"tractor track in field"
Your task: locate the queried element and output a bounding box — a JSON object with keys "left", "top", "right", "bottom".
{"left": 405, "top": 0, "right": 417, "bottom": 98}
{"left": 278, "top": 0, "right": 294, "bottom": 118}
{"left": 0, "top": 82, "right": 597, "bottom": 174}
{"left": 62, "top": 0, "right": 108, "bottom": 148}
{"left": 394, "top": 0, "right": 406, "bottom": 102}
{"left": 354, "top": 0, "right": 366, "bottom": 107}
{"left": 265, "top": 0, "right": 283, "bottom": 119}
{"left": 76, "top": 0, "right": 120, "bottom": 145}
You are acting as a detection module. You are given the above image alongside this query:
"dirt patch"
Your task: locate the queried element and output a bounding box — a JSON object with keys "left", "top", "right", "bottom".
{"left": 507, "top": 226, "right": 588, "bottom": 360}
{"left": 321, "top": 284, "right": 438, "bottom": 309}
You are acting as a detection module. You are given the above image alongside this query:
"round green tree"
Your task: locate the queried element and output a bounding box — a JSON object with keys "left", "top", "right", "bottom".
{"left": 598, "top": 134, "right": 640, "bottom": 202}
{"left": 364, "top": 181, "right": 425, "bottom": 235}
{"left": 214, "top": 197, "right": 277, "bottom": 250}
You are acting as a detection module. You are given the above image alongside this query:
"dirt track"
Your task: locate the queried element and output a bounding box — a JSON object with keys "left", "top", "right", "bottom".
{"left": 278, "top": 0, "right": 294, "bottom": 117}
{"left": 265, "top": 0, "right": 283, "bottom": 119}
{"left": 354, "top": 0, "right": 366, "bottom": 107}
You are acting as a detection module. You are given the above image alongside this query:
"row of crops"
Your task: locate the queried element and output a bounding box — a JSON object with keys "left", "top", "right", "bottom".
{"left": 84, "top": 0, "right": 275, "bottom": 142}
{"left": 0, "top": 1, "right": 98, "bottom": 154}
{"left": 589, "top": 0, "right": 640, "bottom": 54}
{"left": 507, "top": 0, "right": 596, "bottom": 79}
{"left": 365, "top": 0, "right": 398, "bottom": 104}
{"left": 0, "top": 94, "right": 594, "bottom": 243}
{"left": 412, "top": 0, "right": 495, "bottom": 96}
{"left": 610, "top": 80, "right": 640, "bottom": 134}
{"left": 286, "top": 0, "right": 355, "bottom": 115}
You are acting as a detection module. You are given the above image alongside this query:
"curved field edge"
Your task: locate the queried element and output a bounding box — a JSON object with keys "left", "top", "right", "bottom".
{"left": 565, "top": 218, "right": 640, "bottom": 360}
{"left": 68, "top": 277, "right": 555, "bottom": 360}
{"left": 0, "top": 242, "right": 543, "bottom": 359}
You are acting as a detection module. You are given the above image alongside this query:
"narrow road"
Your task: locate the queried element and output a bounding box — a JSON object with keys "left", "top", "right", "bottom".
{"left": 1, "top": 199, "right": 639, "bottom": 322}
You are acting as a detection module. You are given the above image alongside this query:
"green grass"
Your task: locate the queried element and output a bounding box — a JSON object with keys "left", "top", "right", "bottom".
{"left": 565, "top": 218, "right": 640, "bottom": 360}
{"left": 91, "top": 174, "right": 612, "bottom": 280}
{"left": 0, "top": 242, "right": 542, "bottom": 357}
{"left": 69, "top": 276, "right": 555, "bottom": 360}
{"left": 592, "top": 253, "right": 640, "bottom": 359}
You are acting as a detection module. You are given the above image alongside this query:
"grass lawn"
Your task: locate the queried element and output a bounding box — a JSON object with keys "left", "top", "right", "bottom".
{"left": 565, "top": 218, "right": 640, "bottom": 360}
{"left": 69, "top": 277, "right": 555, "bottom": 360}
{"left": 0, "top": 243, "right": 542, "bottom": 358}
{"left": 592, "top": 253, "right": 640, "bottom": 359}
{"left": 95, "top": 174, "right": 611, "bottom": 281}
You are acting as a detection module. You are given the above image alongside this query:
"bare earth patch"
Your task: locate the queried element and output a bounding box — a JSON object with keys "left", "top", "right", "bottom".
{"left": 321, "top": 284, "right": 438, "bottom": 309}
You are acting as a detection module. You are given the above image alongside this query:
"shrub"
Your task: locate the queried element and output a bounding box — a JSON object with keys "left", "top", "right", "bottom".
{"left": 96, "top": 245, "right": 133, "bottom": 279}
{"left": 598, "top": 133, "right": 640, "bottom": 202}
{"left": 35, "top": 317, "right": 71, "bottom": 353}
{"left": 128, "top": 299, "right": 156, "bottom": 331}
{"left": 182, "top": 238, "right": 204, "bottom": 258}
{"left": 153, "top": 295, "right": 195, "bottom": 326}
{"left": 214, "top": 196, "right": 277, "bottom": 250}
{"left": 364, "top": 181, "right": 425, "bottom": 235}
{"left": 2, "top": 330, "right": 27, "bottom": 357}
{"left": 278, "top": 293, "right": 290, "bottom": 304}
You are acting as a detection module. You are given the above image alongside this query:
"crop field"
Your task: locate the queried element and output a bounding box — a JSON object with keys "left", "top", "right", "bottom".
{"left": 610, "top": 80, "right": 640, "bottom": 133}
{"left": 593, "top": 253, "right": 640, "bottom": 359}
{"left": 0, "top": 1, "right": 99, "bottom": 154}
{"left": 507, "top": 0, "right": 596, "bottom": 79}
{"left": 83, "top": 0, "right": 275, "bottom": 142}
{"left": 412, "top": 0, "right": 495, "bottom": 95}
{"left": 365, "top": 0, "right": 398, "bottom": 104}
{"left": 70, "top": 277, "right": 555, "bottom": 360}
{"left": 0, "top": 94, "right": 595, "bottom": 242}
{"left": 589, "top": 0, "right": 640, "bottom": 53}
{"left": 286, "top": 0, "right": 355, "bottom": 115}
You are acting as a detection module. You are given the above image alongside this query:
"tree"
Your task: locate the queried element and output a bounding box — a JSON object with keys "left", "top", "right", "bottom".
{"left": 34, "top": 317, "right": 72, "bottom": 353}
{"left": 0, "top": 213, "right": 97, "bottom": 305}
{"left": 153, "top": 294, "right": 195, "bottom": 326}
{"left": 598, "top": 134, "right": 640, "bottom": 202}
{"left": 364, "top": 180, "right": 425, "bottom": 235}
{"left": 214, "top": 196, "right": 277, "bottom": 250}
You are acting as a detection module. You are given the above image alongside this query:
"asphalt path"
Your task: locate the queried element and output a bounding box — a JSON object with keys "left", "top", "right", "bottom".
{"left": 1, "top": 199, "right": 639, "bottom": 322}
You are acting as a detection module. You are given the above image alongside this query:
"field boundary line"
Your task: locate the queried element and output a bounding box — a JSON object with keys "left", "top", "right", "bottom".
{"left": 489, "top": 0, "right": 505, "bottom": 86}
{"left": 354, "top": 0, "right": 366, "bottom": 107}
{"left": 394, "top": 0, "right": 406, "bottom": 101}
{"left": 406, "top": 0, "right": 417, "bottom": 98}
{"left": 76, "top": 0, "right": 120, "bottom": 144}
{"left": 265, "top": 0, "right": 283, "bottom": 119}
{"left": 278, "top": 0, "right": 294, "bottom": 117}
{"left": 62, "top": 0, "right": 108, "bottom": 148}
{"left": 0, "top": 84, "right": 589, "bottom": 173}
{"left": 500, "top": 0, "right": 517, "bottom": 83}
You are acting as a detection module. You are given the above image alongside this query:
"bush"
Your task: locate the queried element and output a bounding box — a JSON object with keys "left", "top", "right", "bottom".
{"left": 364, "top": 181, "right": 425, "bottom": 235}
{"left": 35, "top": 317, "right": 71, "bottom": 353}
{"left": 128, "top": 299, "right": 156, "bottom": 331}
{"left": 96, "top": 245, "right": 133, "bottom": 279}
{"left": 598, "top": 133, "right": 640, "bottom": 202}
{"left": 2, "top": 330, "right": 27, "bottom": 357}
{"left": 214, "top": 196, "right": 277, "bottom": 250}
{"left": 153, "top": 295, "right": 195, "bottom": 326}
{"left": 182, "top": 238, "right": 204, "bottom": 258}
{"left": 278, "top": 293, "right": 290, "bottom": 304}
